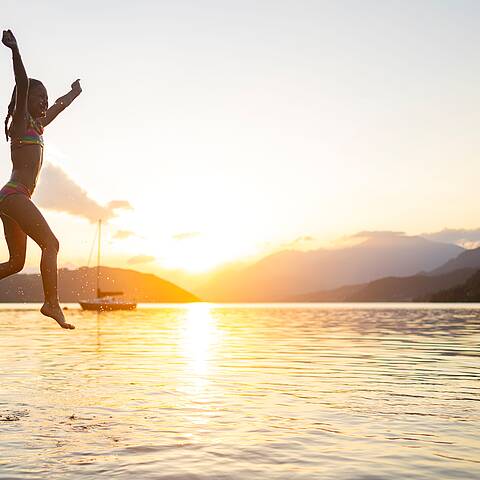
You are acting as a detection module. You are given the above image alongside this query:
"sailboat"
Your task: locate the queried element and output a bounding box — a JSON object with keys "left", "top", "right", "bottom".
{"left": 79, "top": 220, "right": 137, "bottom": 311}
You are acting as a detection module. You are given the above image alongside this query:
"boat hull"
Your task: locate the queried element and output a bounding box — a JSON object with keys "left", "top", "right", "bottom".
{"left": 79, "top": 301, "right": 137, "bottom": 311}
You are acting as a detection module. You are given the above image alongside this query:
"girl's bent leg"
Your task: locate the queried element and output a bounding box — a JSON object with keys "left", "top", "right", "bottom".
{"left": 0, "top": 195, "right": 74, "bottom": 330}
{"left": 0, "top": 214, "right": 27, "bottom": 279}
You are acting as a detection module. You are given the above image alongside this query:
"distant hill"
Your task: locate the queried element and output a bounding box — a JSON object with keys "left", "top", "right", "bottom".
{"left": 288, "top": 283, "right": 364, "bottom": 302}
{"left": 0, "top": 266, "right": 200, "bottom": 303}
{"left": 429, "top": 246, "right": 480, "bottom": 276}
{"left": 288, "top": 268, "right": 475, "bottom": 302}
{"left": 339, "top": 268, "right": 474, "bottom": 302}
{"left": 199, "top": 232, "right": 463, "bottom": 301}
{"left": 427, "top": 270, "right": 480, "bottom": 302}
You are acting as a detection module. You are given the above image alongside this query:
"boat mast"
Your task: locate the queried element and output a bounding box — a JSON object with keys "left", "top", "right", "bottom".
{"left": 97, "top": 219, "right": 101, "bottom": 297}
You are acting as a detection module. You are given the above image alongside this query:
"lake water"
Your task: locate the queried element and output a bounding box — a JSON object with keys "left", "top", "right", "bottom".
{"left": 0, "top": 303, "right": 479, "bottom": 479}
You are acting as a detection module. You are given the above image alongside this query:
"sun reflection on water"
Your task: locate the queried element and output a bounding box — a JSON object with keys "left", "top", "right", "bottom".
{"left": 180, "top": 303, "right": 220, "bottom": 391}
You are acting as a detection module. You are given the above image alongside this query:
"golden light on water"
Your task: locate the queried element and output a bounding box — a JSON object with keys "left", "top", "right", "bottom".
{"left": 179, "top": 304, "right": 221, "bottom": 430}
{"left": 180, "top": 303, "right": 220, "bottom": 379}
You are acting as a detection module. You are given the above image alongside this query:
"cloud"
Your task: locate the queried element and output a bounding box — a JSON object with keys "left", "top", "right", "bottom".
{"left": 173, "top": 232, "right": 201, "bottom": 241}
{"left": 423, "top": 228, "right": 480, "bottom": 248}
{"left": 114, "top": 230, "right": 135, "bottom": 240}
{"left": 108, "top": 200, "right": 132, "bottom": 210}
{"left": 349, "top": 231, "right": 405, "bottom": 239}
{"left": 34, "top": 163, "right": 132, "bottom": 222}
{"left": 281, "top": 235, "right": 315, "bottom": 249}
{"left": 334, "top": 231, "right": 407, "bottom": 248}
{"left": 349, "top": 228, "right": 480, "bottom": 249}
{"left": 460, "top": 241, "right": 480, "bottom": 249}
{"left": 127, "top": 255, "right": 155, "bottom": 265}
{"left": 296, "top": 235, "right": 315, "bottom": 243}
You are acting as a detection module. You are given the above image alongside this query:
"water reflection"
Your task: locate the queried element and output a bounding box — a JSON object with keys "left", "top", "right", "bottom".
{"left": 180, "top": 303, "right": 219, "bottom": 377}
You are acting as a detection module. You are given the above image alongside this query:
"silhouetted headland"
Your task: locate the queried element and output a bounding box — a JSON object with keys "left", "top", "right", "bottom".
{"left": 0, "top": 266, "right": 200, "bottom": 303}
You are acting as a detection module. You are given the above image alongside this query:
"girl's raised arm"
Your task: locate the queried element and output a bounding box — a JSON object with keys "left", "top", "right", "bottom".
{"left": 43, "top": 79, "right": 82, "bottom": 127}
{"left": 2, "top": 30, "right": 28, "bottom": 132}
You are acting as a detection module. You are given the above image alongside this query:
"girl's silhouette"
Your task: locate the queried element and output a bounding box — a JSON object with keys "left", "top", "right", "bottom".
{"left": 1, "top": 29, "right": 82, "bottom": 329}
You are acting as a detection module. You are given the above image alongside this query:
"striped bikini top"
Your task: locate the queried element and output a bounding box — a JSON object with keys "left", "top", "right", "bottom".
{"left": 10, "top": 114, "right": 44, "bottom": 149}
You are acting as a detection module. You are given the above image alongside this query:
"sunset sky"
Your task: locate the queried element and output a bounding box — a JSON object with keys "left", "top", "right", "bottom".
{"left": 2, "top": 1, "right": 480, "bottom": 281}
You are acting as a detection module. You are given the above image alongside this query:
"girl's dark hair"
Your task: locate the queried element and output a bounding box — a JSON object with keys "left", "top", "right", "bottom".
{"left": 4, "top": 78, "right": 44, "bottom": 141}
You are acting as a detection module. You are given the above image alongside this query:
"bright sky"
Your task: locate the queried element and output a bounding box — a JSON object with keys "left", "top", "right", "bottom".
{"left": 1, "top": 0, "right": 480, "bottom": 279}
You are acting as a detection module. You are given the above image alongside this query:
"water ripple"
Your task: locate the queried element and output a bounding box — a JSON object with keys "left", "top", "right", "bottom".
{"left": 0, "top": 303, "right": 479, "bottom": 479}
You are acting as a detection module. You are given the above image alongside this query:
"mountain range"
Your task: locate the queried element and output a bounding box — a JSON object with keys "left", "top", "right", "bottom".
{"left": 285, "top": 242, "right": 480, "bottom": 302}
{"left": 2, "top": 232, "right": 480, "bottom": 303}
{"left": 198, "top": 232, "right": 464, "bottom": 301}
{"left": 289, "top": 268, "right": 476, "bottom": 302}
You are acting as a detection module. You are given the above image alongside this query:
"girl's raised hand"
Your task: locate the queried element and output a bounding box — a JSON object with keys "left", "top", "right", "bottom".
{"left": 71, "top": 79, "right": 82, "bottom": 94}
{"left": 2, "top": 29, "right": 18, "bottom": 50}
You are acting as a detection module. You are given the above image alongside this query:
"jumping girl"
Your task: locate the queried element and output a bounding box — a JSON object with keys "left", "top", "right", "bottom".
{"left": 1, "top": 29, "right": 82, "bottom": 329}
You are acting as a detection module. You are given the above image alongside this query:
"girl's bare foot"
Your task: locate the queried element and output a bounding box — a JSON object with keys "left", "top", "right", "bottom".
{"left": 41, "top": 302, "right": 75, "bottom": 330}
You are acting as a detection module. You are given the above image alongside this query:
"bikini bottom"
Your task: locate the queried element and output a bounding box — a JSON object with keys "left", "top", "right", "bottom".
{"left": 0, "top": 181, "right": 31, "bottom": 203}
